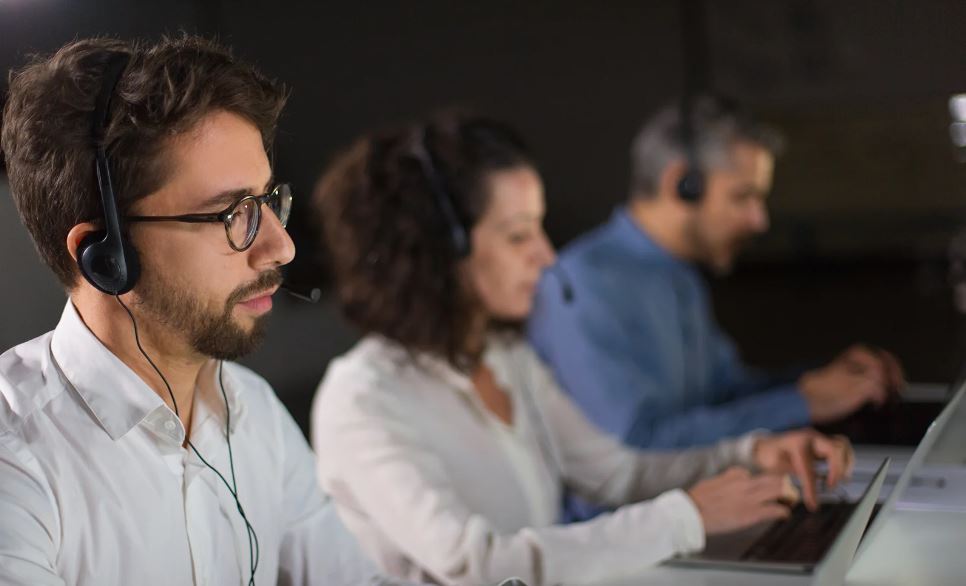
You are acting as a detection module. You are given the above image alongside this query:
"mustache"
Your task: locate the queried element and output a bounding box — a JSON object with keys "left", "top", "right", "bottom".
{"left": 226, "top": 269, "right": 284, "bottom": 308}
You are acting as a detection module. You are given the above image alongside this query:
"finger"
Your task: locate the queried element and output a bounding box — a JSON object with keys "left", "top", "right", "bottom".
{"left": 724, "top": 466, "right": 751, "bottom": 480}
{"left": 839, "top": 436, "right": 855, "bottom": 478}
{"left": 859, "top": 357, "right": 888, "bottom": 387}
{"left": 853, "top": 375, "right": 888, "bottom": 406}
{"left": 829, "top": 434, "right": 854, "bottom": 472}
{"left": 748, "top": 473, "right": 801, "bottom": 506}
{"left": 878, "top": 349, "right": 906, "bottom": 392}
{"left": 811, "top": 435, "right": 849, "bottom": 487}
{"left": 745, "top": 474, "right": 787, "bottom": 502}
{"left": 788, "top": 441, "right": 819, "bottom": 511}
{"left": 781, "top": 474, "right": 801, "bottom": 505}
{"left": 750, "top": 503, "right": 792, "bottom": 526}
{"left": 844, "top": 349, "right": 887, "bottom": 383}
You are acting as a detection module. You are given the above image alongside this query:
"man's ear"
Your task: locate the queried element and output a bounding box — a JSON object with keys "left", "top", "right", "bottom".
{"left": 66, "top": 222, "right": 102, "bottom": 263}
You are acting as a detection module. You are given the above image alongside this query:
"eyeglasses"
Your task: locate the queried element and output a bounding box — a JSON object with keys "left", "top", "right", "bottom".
{"left": 126, "top": 184, "right": 293, "bottom": 252}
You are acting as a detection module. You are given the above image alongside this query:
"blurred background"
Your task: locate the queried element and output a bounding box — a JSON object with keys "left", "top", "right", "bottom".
{"left": 3, "top": 0, "right": 966, "bottom": 434}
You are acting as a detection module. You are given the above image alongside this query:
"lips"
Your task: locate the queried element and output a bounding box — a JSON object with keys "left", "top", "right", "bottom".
{"left": 238, "top": 287, "right": 278, "bottom": 313}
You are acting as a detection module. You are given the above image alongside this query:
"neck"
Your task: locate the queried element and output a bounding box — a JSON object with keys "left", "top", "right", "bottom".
{"left": 71, "top": 288, "right": 209, "bottom": 434}
{"left": 626, "top": 195, "right": 697, "bottom": 262}
{"left": 463, "top": 311, "right": 490, "bottom": 367}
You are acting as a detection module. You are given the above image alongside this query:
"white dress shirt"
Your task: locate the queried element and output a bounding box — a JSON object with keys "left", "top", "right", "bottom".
{"left": 312, "top": 334, "right": 760, "bottom": 586}
{"left": 0, "top": 302, "right": 399, "bottom": 586}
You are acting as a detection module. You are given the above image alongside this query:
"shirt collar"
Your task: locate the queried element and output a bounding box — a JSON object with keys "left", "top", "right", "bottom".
{"left": 408, "top": 335, "right": 513, "bottom": 401}
{"left": 50, "top": 302, "right": 246, "bottom": 441}
{"left": 609, "top": 206, "right": 685, "bottom": 266}
{"left": 373, "top": 334, "right": 506, "bottom": 399}
{"left": 193, "top": 360, "right": 247, "bottom": 436}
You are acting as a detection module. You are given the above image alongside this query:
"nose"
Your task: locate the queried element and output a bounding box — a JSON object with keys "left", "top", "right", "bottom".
{"left": 534, "top": 230, "right": 556, "bottom": 269}
{"left": 749, "top": 200, "right": 770, "bottom": 234}
{"left": 250, "top": 208, "right": 296, "bottom": 268}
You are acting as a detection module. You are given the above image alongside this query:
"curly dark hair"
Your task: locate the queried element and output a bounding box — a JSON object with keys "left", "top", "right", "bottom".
{"left": 314, "top": 112, "right": 534, "bottom": 369}
{"left": 2, "top": 35, "right": 288, "bottom": 288}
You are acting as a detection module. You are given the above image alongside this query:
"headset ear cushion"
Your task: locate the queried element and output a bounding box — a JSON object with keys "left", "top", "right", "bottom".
{"left": 76, "top": 230, "right": 140, "bottom": 295}
{"left": 118, "top": 236, "right": 141, "bottom": 294}
{"left": 677, "top": 168, "right": 705, "bottom": 203}
{"left": 77, "top": 230, "right": 106, "bottom": 288}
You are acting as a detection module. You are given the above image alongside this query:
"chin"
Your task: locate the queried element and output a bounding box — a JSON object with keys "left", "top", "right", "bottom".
{"left": 707, "top": 252, "right": 737, "bottom": 275}
{"left": 492, "top": 304, "right": 531, "bottom": 323}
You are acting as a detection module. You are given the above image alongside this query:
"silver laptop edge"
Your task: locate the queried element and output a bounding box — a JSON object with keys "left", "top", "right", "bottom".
{"left": 855, "top": 376, "right": 966, "bottom": 554}
{"left": 811, "top": 458, "right": 890, "bottom": 586}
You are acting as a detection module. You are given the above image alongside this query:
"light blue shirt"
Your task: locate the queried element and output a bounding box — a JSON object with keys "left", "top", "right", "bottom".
{"left": 528, "top": 208, "right": 810, "bottom": 520}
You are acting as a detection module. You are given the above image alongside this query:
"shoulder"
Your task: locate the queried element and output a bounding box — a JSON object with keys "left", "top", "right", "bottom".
{"left": 558, "top": 222, "right": 675, "bottom": 297}
{"left": 0, "top": 332, "right": 61, "bottom": 438}
{"left": 560, "top": 218, "right": 627, "bottom": 270}
{"left": 318, "top": 335, "right": 407, "bottom": 396}
{"left": 488, "top": 333, "right": 556, "bottom": 386}
{"left": 0, "top": 334, "right": 61, "bottom": 521}
{"left": 312, "top": 336, "right": 415, "bottom": 425}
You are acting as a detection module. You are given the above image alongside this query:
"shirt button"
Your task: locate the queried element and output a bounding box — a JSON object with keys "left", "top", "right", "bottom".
{"left": 164, "top": 419, "right": 177, "bottom": 431}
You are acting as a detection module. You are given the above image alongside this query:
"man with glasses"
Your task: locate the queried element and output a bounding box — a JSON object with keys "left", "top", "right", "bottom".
{"left": 0, "top": 36, "right": 404, "bottom": 585}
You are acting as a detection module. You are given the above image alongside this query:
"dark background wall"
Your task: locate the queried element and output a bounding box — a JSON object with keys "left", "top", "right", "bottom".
{"left": 3, "top": 0, "right": 966, "bottom": 434}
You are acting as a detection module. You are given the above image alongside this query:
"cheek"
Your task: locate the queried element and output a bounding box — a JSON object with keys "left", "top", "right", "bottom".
{"left": 135, "top": 230, "right": 237, "bottom": 299}
{"left": 704, "top": 203, "right": 744, "bottom": 240}
{"left": 469, "top": 251, "right": 529, "bottom": 315}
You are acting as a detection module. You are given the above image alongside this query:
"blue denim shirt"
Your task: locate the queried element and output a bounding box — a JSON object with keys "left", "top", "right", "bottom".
{"left": 528, "top": 208, "right": 810, "bottom": 520}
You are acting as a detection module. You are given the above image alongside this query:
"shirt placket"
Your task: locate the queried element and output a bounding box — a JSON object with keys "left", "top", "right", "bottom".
{"left": 185, "top": 408, "right": 247, "bottom": 586}
{"left": 471, "top": 358, "right": 559, "bottom": 527}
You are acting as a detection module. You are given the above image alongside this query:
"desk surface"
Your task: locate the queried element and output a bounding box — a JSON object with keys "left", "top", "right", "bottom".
{"left": 847, "top": 509, "right": 966, "bottom": 585}
{"left": 604, "top": 507, "right": 966, "bottom": 586}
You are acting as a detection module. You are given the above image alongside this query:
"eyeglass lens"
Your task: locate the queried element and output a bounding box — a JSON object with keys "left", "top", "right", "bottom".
{"left": 227, "top": 185, "right": 293, "bottom": 250}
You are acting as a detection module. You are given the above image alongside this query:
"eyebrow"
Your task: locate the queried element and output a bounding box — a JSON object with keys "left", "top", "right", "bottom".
{"left": 197, "top": 176, "right": 275, "bottom": 210}
{"left": 495, "top": 212, "right": 544, "bottom": 231}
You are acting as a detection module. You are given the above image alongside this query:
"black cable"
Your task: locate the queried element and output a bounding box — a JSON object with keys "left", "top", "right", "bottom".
{"left": 115, "top": 294, "right": 259, "bottom": 585}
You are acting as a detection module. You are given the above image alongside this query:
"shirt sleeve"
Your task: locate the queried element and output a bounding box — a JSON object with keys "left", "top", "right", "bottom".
{"left": 622, "top": 325, "right": 810, "bottom": 448}
{"left": 313, "top": 363, "right": 747, "bottom": 586}
{"left": 624, "top": 383, "right": 809, "bottom": 448}
{"left": 0, "top": 437, "right": 65, "bottom": 586}
{"left": 529, "top": 271, "right": 809, "bottom": 451}
{"left": 272, "top": 395, "right": 410, "bottom": 586}
{"left": 520, "top": 346, "right": 761, "bottom": 506}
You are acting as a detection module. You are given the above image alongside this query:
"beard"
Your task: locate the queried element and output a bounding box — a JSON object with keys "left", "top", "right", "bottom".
{"left": 685, "top": 218, "right": 753, "bottom": 276}
{"left": 133, "top": 267, "right": 283, "bottom": 360}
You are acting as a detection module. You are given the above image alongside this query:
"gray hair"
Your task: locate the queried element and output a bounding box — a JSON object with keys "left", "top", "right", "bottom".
{"left": 629, "top": 96, "right": 785, "bottom": 198}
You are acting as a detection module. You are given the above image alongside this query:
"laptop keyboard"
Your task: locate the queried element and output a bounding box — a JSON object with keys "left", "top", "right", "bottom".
{"left": 743, "top": 502, "right": 855, "bottom": 564}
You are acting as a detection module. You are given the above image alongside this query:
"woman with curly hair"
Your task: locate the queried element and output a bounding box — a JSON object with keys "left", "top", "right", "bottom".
{"left": 309, "top": 112, "right": 852, "bottom": 586}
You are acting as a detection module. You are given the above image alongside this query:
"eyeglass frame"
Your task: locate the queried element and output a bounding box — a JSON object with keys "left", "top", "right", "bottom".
{"left": 124, "top": 183, "right": 292, "bottom": 252}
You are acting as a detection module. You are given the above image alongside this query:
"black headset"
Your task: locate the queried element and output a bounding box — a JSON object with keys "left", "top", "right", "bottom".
{"left": 413, "top": 126, "right": 471, "bottom": 258}
{"left": 77, "top": 52, "right": 141, "bottom": 295}
{"left": 412, "top": 123, "right": 575, "bottom": 302}
{"left": 676, "top": 94, "right": 706, "bottom": 204}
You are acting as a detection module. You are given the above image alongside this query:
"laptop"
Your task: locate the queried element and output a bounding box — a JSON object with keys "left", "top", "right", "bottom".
{"left": 853, "top": 373, "right": 966, "bottom": 551}
{"left": 816, "top": 366, "right": 966, "bottom": 447}
{"left": 835, "top": 373, "right": 966, "bottom": 511}
{"left": 666, "top": 369, "right": 966, "bottom": 576}
{"left": 666, "top": 458, "right": 889, "bottom": 575}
